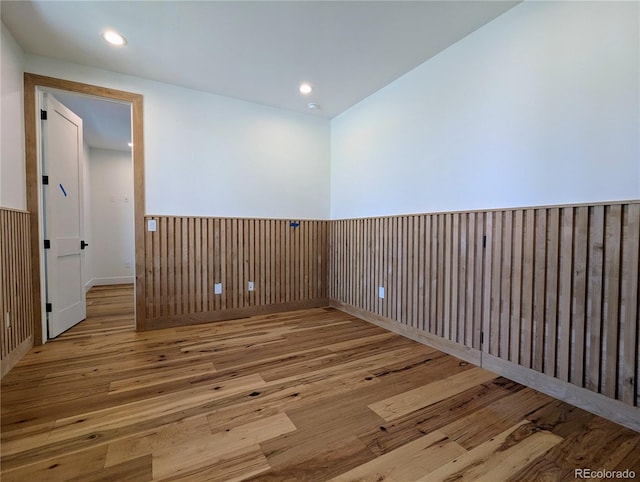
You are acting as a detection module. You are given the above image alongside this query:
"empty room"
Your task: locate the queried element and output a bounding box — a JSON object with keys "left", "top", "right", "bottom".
{"left": 1, "top": 1, "right": 639, "bottom": 480}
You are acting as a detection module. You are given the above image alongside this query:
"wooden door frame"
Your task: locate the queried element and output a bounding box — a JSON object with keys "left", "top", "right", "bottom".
{"left": 24, "top": 73, "right": 145, "bottom": 343}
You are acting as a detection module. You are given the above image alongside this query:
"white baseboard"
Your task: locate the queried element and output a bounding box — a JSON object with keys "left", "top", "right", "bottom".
{"left": 88, "top": 276, "right": 134, "bottom": 287}
{"left": 84, "top": 278, "right": 95, "bottom": 292}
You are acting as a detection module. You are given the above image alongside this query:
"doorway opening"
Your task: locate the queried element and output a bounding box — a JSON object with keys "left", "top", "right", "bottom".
{"left": 41, "top": 89, "right": 134, "bottom": 338}
{"left": 24, "top": 73, "right": 145, "bottom": 344}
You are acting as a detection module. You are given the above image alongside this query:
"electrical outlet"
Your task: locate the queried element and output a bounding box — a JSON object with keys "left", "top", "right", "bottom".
{"left": 5, "top": 311, "right": 11, "bottom": 329}
{"left": 378, "top": 287, "right": 385, "bottom": 299}
{"left": 248, "top": 281, "right": 254, "bottom": 291}
{"left": 214, "top": 283, "right": 223, "bottom": 295}
{"left": 147, "top": 219, "right": 157, "bottom": 232}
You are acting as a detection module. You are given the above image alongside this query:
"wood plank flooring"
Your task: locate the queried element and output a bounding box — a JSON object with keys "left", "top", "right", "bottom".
{"left": 1, "top": 285, "right": 639, "bottom": 481}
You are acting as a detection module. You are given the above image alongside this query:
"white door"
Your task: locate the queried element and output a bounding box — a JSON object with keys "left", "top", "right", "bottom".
{"left": 42, "top": 93, "right": 87, "bottom": 338}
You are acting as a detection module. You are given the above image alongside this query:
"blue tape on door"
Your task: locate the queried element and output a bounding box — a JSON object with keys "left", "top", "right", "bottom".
{"left": 59, "top": 184, "right": 67, "bottom": 197}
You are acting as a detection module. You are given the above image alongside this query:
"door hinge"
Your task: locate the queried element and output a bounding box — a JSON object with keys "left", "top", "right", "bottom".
{"left": 46, "top": 303, "right": 52, "bottom": 313}
{"left": 482, "top": 235, "right": 487, "bottom": 248}
{"left": 42, "top": 175, "right": 49, "bottom": 185}
{"left": 41, "top": 109, "right": 47, "bottom": 120}
{"left": 44, "top": 239, "right": 51, "bottom": 249}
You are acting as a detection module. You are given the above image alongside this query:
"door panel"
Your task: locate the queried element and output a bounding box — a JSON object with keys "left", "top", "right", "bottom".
{"left": 42, "top": 93, "right": 86, "bottom": 338}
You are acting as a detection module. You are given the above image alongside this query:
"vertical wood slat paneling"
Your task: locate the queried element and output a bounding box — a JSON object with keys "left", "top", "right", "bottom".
{"left": 602, "top": 205, "right": 622, "bottom": 399}
{"left": 571, "top": 207, "right": 589, "bottom": 387}
{"left": 481, "top": 213, "right": 493, "bottom": 357}
{"left": 330, "top": 201, "right": 640, "bottom": 408}
{"left": 145, "top": 217, "right": 328, "bottom": 323}
{"left": 489, "top": 211, "right": 502, "bottom": 358}
{"left": 472, "top": 213, "right": 484, "bottom": 350}
{"left": 620, "top": 204, "right": 639, "bottom": 405}
{"left": 499, "top": 212, "right": 512, "bottom": 359}
{"left": 521, "top": 209, "right": 535, "bottom": 369}
{"left": 0, "top": 209, "right": 34, "bottom": 363}
{"left": 557, "top": 208, "right": 573, "bottom": 382}
{"left": 544, "top": 208, "right": 560, "bottom": 377}
{"left": 510, "top": 210, "right": 523, "bottom": 364}
{"left": 532, "top": 209, "right": 547, "bottom": 373}
{"left": 586, "top": 206, "right": 605, "bottom": 393}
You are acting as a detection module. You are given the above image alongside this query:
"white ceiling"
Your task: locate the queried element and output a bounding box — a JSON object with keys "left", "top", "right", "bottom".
{"left": 2, "top": 0, "right": 519, "bottom": 119}
{"left": 49, "top": 90, "right": 132, "bottom": 152}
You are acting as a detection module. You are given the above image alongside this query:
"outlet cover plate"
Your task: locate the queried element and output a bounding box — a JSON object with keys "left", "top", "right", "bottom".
{"left": 214, "top": 283, "right": 223, "bottom": 295}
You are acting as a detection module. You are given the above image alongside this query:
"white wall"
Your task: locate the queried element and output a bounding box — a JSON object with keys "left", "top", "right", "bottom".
{"left": 24, "top": 55, "right": 331, "bottom": 219}
{"left": 81, "top": 140, "right": 93, "bottom": 290}
{"left": 88, "top": 148, "right": 135, "bottom": 285}
{"left": 330, "top": 1, "right": 640, "bottom": 219}
{"left": 13, "top": 2, "right": 640, "bottom": 222}
{"left": 1, "top": 22, "right": 26, "bottom": 210}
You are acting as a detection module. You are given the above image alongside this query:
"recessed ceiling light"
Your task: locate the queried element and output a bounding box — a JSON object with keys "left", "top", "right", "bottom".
{"left": 299, "top": 83, "right": 312, "bottom": 95}
{"left": 102, "top": 30, "right": 127, "bottom": 47}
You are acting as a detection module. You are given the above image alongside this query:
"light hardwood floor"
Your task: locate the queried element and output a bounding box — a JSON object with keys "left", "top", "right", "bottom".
{"left": 1, "top": 285, "right": 639, "bottom": 481}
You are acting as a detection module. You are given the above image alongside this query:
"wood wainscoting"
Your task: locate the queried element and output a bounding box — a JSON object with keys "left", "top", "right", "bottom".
{"left": 0, "top": 208, "right": 34, "bottom": 378}
{"left": 143, "top": 216, "right": 329, "bottom": 329}
{"left": 329, "top": 201, "right": 640, "bottom": 431}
